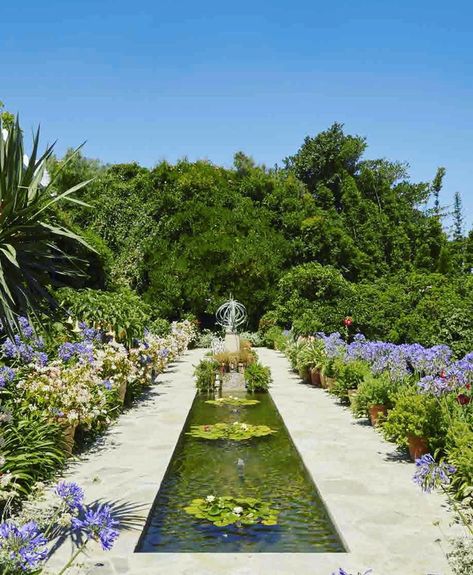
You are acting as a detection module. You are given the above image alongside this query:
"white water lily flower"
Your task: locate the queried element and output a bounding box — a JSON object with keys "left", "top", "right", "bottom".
{"left": 233, "top": 506, "right": 243, "bottom": 515}
{"left": 206, "top": 495, "right": 215, "bottom": 503}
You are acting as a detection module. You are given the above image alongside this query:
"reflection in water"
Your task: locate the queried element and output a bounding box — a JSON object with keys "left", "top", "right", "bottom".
{"left": 137, "top": 391, "right": 345, "bottom": 553}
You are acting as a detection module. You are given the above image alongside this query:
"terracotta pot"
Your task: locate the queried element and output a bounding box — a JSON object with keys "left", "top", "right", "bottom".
{"left": 347, "top": 389, "right": 358, "bottom": 405}
{"left": 298, "top": 367, "right": 310, "bottom": 384}
{"left": 324, "top": 376, "right": 336, "bottom": 391}
{"left": 408, "top": 435, "right": 429, "bottom": 461}
{"left": 62, "top": 423, "right": 77, "bottom": 456}
{"left": 368, "top": 404, "right": 388, "bottom": 426}
{"left": 310, "top": 367, "right": 322, "bottom": 387}
{"left": 118, "top": 380, "right": 127, "bottom": 404}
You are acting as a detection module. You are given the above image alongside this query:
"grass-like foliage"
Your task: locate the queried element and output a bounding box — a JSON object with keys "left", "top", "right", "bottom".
{"left": 186, "top": 421, "right": 276, "bottom": 441}
{"left": 184, "top": 495, "right": 278, "bottom": 527}
{"left": 244, "top": 362, "right": 272, "bottom": 392}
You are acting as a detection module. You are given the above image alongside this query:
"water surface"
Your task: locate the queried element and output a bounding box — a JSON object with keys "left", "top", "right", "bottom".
{"left": 137, "top": 391, "right": 345, "bottom": 552}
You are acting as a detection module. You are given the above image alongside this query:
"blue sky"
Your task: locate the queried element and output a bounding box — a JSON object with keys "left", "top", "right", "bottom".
{"left": 1, "top": 0, "right": 472, "bottom": 228}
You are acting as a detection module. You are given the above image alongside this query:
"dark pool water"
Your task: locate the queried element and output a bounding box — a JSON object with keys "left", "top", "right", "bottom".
{"left": 136, "top": 391, "right": 345, "bottom": 553}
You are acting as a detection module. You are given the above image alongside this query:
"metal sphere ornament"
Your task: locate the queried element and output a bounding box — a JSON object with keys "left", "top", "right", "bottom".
{"left": 216, "top": 297, "right": 247, "bottom": 333}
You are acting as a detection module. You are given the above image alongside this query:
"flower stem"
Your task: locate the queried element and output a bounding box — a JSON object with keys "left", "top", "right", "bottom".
{"left": 56, "top": 540, "right": 88, "bottom": 575}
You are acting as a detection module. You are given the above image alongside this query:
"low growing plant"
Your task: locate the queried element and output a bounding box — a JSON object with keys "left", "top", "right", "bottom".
{"left": 205, "top": 396, "right": 260, "bottom": 407}
{"left": 383, "top": 389, "right": 445, "bottom": 449}
{"left": 351, "top": 373, "right": 396, "bottom": 418}
{"left": 194, "top": 358, "right": 219, "bottom": 393}
{"left": 184, "top": 495, "right": 278, "bottom": 527}
{"left": 330, "top": 360, "right": 369, "bottom": 402}
{"left": 244, "top": 363, "right": 271, "bottom": 393}
{"left": 187, "top": 422, "right": 276, "bottom": 441}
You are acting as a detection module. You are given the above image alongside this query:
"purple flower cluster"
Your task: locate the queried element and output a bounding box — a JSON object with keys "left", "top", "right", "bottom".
{"left": 58, "top": 341, "right": 94, "bottom": 364}
{"left": 79, "top": 322, "right": 103, "bottom": 343}
{"left": 317, "top": 332, "right": 346, "bottom": 360}
{"left": 413, "top": 453, "right": 456, "bottom": 493}
{"left": 55, "top": 481, "right": 84, "bottom": 512}
{"left": 1, "top": 327, "right": 47, "bottom": 366}
{"left": 0, "top": 520, "right": 48, "bottom": 572}
{"left": 0, "top": 366, "right": 16, "bottom": 389}
{"left": 72, "top": 504, "right": 119, "bottom": 550}
{"left": 319, "top": 333, "right": 461, "bottom": 386}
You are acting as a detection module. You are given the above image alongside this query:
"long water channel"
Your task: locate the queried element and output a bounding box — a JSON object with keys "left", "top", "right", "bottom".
{"left": 137, "top": 391, "right": 345, "bottom": 553}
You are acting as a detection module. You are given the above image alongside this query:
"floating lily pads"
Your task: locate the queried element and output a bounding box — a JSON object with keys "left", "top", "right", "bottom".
{"left": 184, "top": 495, "right": 279, "bottom": 527}
{"left": 186, "top": 421, "right": 277, "bottom": 440}
{"left": 205, "top": 396, "right": 260, "bottom": 407}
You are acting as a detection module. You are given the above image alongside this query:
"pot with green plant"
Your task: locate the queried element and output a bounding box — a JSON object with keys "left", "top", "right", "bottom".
{"left": 244, "top": 362, "right": 271, "bottom": 393}
{"left": 194, "top": 358, "right": 220, "bottom": 393}
{"left": 330, "top": 360, "right": 368, "bottom": 404}
{"left": 383, "top": 389, "right": 444, "bottom": 461}
{"left": 295, "top": 339, "right": 325, "bottom": 387}
{"left": 352, "top": 372, "right": 395, "bottom": 426}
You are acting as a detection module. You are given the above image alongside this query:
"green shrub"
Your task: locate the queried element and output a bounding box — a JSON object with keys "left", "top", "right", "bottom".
{"left": 148, "top": 317, "right": 171, "bottom": 336}
{"left": 351, "top": 373, "right": 396, "bottom": 418}
{"left": 383, "top": 389, "right": 446, "bottom": 449}
{"left": 330, "top": 360, "right": 368, "bottom": 401}
{"left": 194, "top": 358, "right": 219, "bottom": 393}
{"left": 57, "top": 287, "right": 151, "bottom": 345}
{"left": 1, "top": 409, "right": 67, "bottom": 498}
{"left": 245, "top": 363, "right": 272, "bottom": 393}
{"left": 446, "top": 420, "right": 473, "bottom": 501}
{"left": 263, "top": 326, "right": 288, "bottom": 350}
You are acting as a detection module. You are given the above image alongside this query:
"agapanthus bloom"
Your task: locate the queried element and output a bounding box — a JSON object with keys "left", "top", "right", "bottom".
{"left": 413, "top": 454, "right": 456, "bottom": 493}
{"left": 0, "top": 366, "right": 16, "bottom": 388}
{"left": 58, "top": 341, "right": 94, "bottom": 364}
{"left": 72, "top": 504, "right": 118, "bottom": 550}
{"left": 0, "top": 520, "right": 48, "bottom": 572}
{"left": 55, "top": 481, "right": 84, "bottom": 512}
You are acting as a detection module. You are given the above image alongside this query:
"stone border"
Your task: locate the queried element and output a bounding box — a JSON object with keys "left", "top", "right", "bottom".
{"left": 46, "top": 348, "right": 459, "bottom": 575}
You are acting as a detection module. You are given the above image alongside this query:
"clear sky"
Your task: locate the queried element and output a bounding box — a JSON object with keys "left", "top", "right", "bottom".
{"left": 1, "top": 0, "right": 472, "bottom": 228}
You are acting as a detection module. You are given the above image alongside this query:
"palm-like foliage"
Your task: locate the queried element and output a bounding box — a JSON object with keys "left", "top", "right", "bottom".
{"left": 0, "top": 116, "right": 92, "bottom": 334}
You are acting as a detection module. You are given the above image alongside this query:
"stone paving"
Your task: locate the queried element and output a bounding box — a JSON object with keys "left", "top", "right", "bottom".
{"left": 46, "top": 348, "right": 461, "bottom": 575}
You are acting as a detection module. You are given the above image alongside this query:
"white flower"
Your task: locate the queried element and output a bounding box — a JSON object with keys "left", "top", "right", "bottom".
{"left": 206, "top": 495, "right": 215, "bottom": 503}
{"left": 232, "top": 506, "right": 243, "bottom": 515}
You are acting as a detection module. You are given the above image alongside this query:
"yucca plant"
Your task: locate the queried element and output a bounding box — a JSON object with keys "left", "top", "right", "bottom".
{"left": 0, "top": 116, "right": 92, "bottom": 335}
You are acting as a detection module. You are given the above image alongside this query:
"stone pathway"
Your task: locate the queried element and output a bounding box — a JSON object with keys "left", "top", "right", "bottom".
{"left": 46, "top": 348, "right": 461, "bottom": 575}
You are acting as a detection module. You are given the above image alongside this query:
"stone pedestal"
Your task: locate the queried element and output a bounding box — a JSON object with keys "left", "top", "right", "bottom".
{"left": 224, "top": 332, "right": 240, "bottom": 353}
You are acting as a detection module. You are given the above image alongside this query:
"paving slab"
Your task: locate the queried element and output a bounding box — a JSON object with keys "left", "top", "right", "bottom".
{"left": 46, "top": 348, "right": 461, "bottom": 575}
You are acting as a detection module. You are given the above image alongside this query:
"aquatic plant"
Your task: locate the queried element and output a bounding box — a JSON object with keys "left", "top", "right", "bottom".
{"left": 187, "top": 421, "right": 276, "bottom": 441}
{"left": 205, "top": 396, "right": 260, "bottom": 407}
{"left": 184, "top": 495, "right": 278, "bottom": 527}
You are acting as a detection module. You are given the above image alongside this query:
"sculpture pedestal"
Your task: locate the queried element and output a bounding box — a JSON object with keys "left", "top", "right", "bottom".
{"left": 224, "top": 332, "right": 240, "bottom": 353}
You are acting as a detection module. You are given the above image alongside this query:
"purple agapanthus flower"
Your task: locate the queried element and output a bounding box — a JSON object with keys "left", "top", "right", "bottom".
{"left": 18, "top": 316, "right": 34, "bottom": 340}
{"left": 58, "top": 341, "right": 94, "bottom": 365}
{"left": 72, "top": 504, "right": 118, "bottom": 550}
{"left": 79, "top": 322, "right": 102, "bottom": 343}
{"left": 413, "top": 454, "right": 456, "bottom": 493}
{"left": 0, "top": 366, "right": 16, "bottom": 388}
{"left": 101, "top": 379, "right": 113, "bottom": 390}
{"left": 55, "top": 481, "right": 84, "bottom": 512}
{"left": 0, "top": 520, "right": 48, "bottom": 572}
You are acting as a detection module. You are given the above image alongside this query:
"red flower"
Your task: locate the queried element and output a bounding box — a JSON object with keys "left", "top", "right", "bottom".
{"left": 439, "top": 371, "right": 447, "bottom": 379}
{"left": 466, "top": 384, "right": 471, "bottom": 391}
{"left": 456, "top": 394, "right": 471, "bottom": 406}
{"left": 343, "top": 317, "right": 353, "bottom": 327}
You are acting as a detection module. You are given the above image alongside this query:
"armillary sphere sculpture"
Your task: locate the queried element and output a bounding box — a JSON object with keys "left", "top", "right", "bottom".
{"left": 216, "top": 297, "right": 247, "bottom": 333}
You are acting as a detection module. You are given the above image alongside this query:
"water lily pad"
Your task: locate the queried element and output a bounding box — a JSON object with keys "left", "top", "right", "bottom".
{"left": 186, "top": 421, "right": 277, "bottom": 441}
{"left": 205, "top": 396, "right": 260, "bottom": 407}
{"left": 184, "top": 495, "right": 279, "bottom": 527}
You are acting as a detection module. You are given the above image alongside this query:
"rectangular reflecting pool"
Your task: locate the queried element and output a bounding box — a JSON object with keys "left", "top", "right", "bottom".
{"left": 136, "top": 391, "right": 345, "bottom": 553}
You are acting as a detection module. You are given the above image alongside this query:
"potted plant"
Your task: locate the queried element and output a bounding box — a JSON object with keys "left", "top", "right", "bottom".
{"left": 330, "top": 360, "right": 368, "bottom": 404}
{"left": 244, "top": 362, "right": 272, "bottom": 393}
{"left": 295, "top": 339, "right": 325, "bottom": 387}
{"left": 383, "top": 389, "right": 444, "bottom": 461}
{"left": 352, "top": 373, "right": 394, "bottom": 425}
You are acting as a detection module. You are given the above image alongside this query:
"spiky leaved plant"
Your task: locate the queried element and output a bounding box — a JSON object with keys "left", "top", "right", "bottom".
{"left": 0, "top": 116, "right": 92, "bottom": 335}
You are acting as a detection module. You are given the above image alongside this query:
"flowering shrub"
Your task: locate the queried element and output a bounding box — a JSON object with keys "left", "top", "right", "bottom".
{"left": 0, "top": 481, "right": 119, "bottom": 573}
